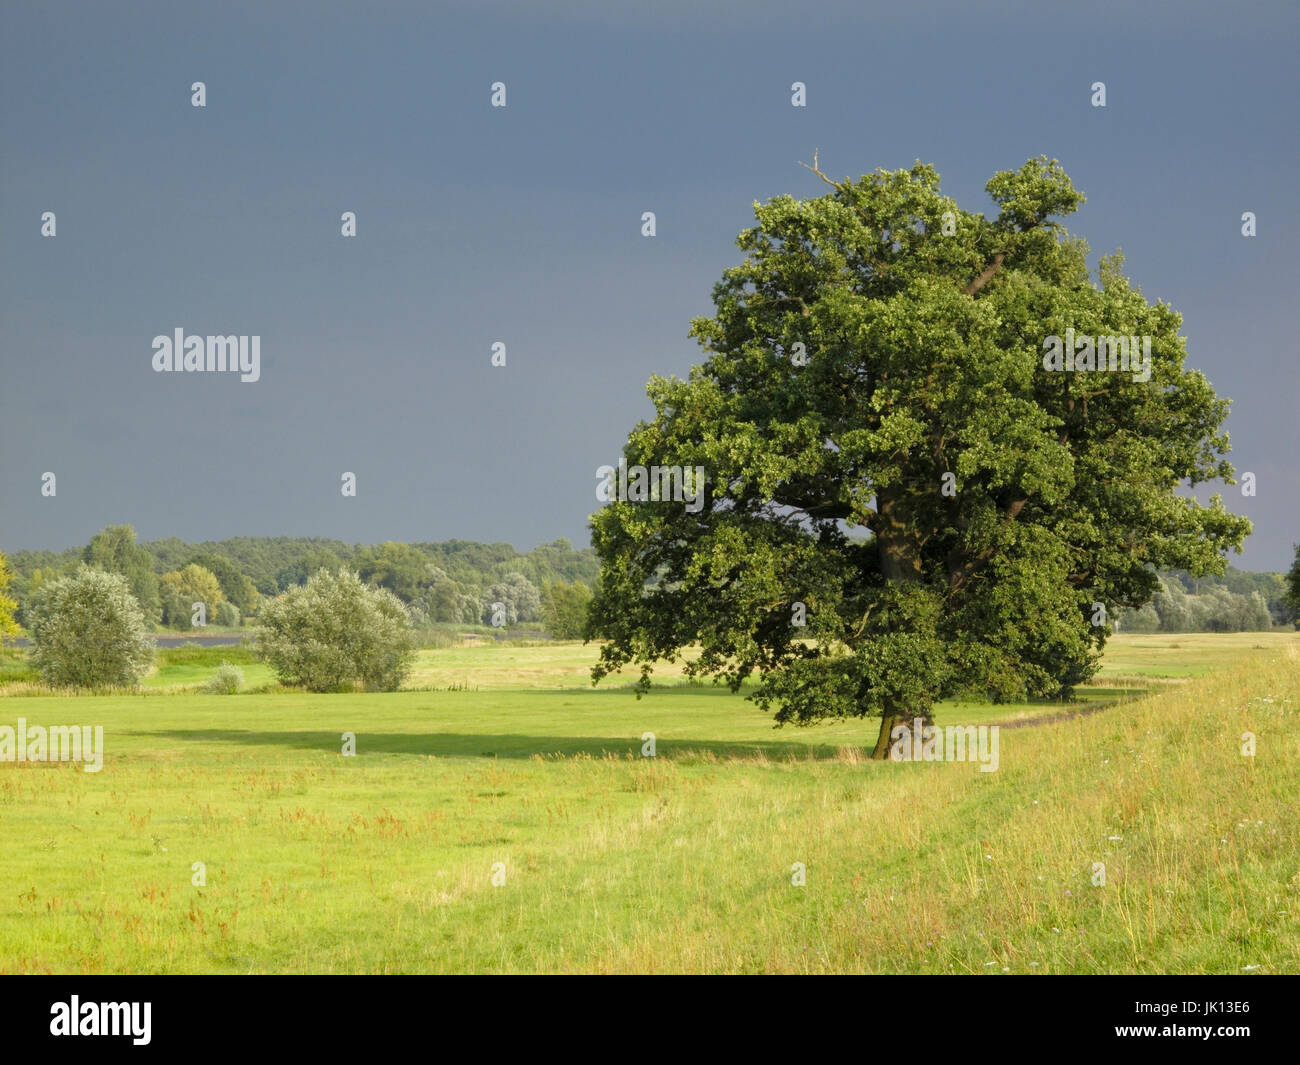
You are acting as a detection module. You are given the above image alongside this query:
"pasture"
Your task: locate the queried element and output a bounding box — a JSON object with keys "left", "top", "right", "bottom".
{"left": 0, "top": 633, "right": 1296, "bottom": 973}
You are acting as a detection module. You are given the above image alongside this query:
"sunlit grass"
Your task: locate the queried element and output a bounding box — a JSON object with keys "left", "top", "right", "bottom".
{"left": 0, "top": 633, "right": 1295, "bottom": 972}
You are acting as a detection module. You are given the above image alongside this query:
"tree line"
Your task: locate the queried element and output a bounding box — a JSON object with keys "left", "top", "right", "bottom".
{"left": 1115, "top": 567, "right": 1297, "bottom": 633}
{"left": 0, "top": 527, "right": 1294, "bottom": 656}
{"left": 1, "top": 527, "right": 599, "bottom": 639}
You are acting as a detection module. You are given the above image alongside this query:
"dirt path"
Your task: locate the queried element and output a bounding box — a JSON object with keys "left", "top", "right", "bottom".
{"left": 993, "top": 693, "right": 1143, "bottom": 731}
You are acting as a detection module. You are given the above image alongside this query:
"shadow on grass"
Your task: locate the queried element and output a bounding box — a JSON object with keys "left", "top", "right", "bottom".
{"left": 403, "top": 684, "right": 754, "bottom": 698}
{"left": 127, "top": 689, "right": 1145, "bottom": 761}
{"left": 416, "top": 683, "right": 1149, "bottom": 704}
{"left": 128, "top": 728, "right": 852, "bottom": 762}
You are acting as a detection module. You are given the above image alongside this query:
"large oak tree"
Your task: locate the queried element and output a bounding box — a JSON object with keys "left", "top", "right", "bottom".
{"left": 586, "top": 156, "right": 1251, "bottom": 755}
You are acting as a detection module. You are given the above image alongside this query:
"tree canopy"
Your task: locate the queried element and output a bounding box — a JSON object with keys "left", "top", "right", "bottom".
{"left": 0, "top": 552, "right": 20, "bottom": 646}
{"left": 256, "top": 569, "right": 415, "bottom": 692}
{"left": 586, "top": 156, "right": 1252, "bottom": 755}
{"left": 1285, "top": 544, "right": 1300, "bottom": 626}
{"left": 82, "top": 525, "right": 161, "bottom": 622}
{"left": 159, "top": 564, "right": 225, "bottom": 629}
{"left": 27, "top": 567, "right": 155, "bottom": 688}
{"left": 188, "top": 552, "right": 260, "bottom": 613}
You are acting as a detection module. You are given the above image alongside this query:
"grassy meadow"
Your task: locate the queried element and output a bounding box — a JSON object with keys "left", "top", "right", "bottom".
{"left": 0, "top": 632, "right": 1296, "bottom": 973}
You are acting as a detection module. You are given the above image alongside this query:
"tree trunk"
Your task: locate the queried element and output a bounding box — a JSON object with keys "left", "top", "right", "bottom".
{"left": 870, "top": 706, "right": 934, "bottom": 760}
{"left": 870, "top": 494, "right": 931, "bottom": 759}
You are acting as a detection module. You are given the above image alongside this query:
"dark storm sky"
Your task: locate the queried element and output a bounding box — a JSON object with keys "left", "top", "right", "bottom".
{"left": 2, "top": 0, "right": 1296, "bottom": 568}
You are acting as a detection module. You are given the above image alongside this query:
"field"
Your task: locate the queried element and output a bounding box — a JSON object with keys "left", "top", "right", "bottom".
{"left": 0, "top": 633, "right": 1297, "bottom": 973}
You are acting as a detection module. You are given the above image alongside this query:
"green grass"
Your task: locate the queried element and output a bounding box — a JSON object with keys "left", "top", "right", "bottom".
{"left": 0, "top": 632, "right": 1296, "bottom": 973}
{"left": 1095, "top": 632, "right": 1291, "bottom": 680}
{"left": 141, "top": 645, "right": 268, "bottom": 691}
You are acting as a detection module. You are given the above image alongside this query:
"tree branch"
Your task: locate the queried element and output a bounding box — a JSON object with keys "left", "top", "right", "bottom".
{"left": 798, "top": 149, "right": 850, "bottom": 193}
{"left": 963, "top": 251, "right": 1006, "bottom": 296}
{"left": 947, "top": 497, "right": 1028, "bottom": 593}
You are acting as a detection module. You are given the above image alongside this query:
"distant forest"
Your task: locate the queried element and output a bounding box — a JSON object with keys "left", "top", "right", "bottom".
{"left": 4, "top": 528, "right": 600, "bottom": 633}
{"left": 2, "top": 527, "right": 1293, "bottom": 636}
{"left": 1114, "top": 568, "right": 1293, "bottom": 633}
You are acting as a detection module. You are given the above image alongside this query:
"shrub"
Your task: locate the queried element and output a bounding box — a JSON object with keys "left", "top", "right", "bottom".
{"left": 27, "top": 566, "right": 155, "bottom": 687}
{"left": 214, "top": 601, "right": 241, "bottom": 628}
{"left": 203, "top": 661, "right": 244, "bottom": 694}
{"left": 256, "top": 569, "right": 415, "bottom": 691}
{"left": 1116, "top": 601, "right": 1161, "bottom": 634}
{"left": 161, "top": 588, "right": 194, "bottom": 630}
{"left": 160, "top": 564, "right": 224, "bottom": 629}
{"left": 0, "top": 551, "right": 20, "bottom": 647}
{"left": 542, "top": 580, "right": 593, "bottom": 639}
{"left": 481, "top": 572, "right": 541, "bottom": 625}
